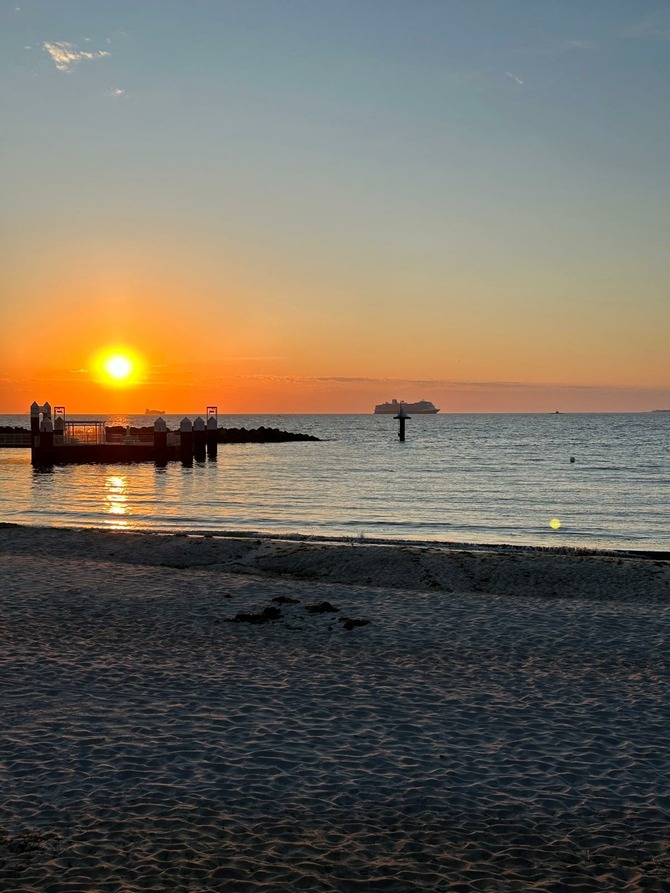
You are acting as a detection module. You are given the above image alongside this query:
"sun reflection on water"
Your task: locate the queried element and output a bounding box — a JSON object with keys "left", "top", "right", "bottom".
{"left": 104, "top": 475, "right": 132, "bottom": 528}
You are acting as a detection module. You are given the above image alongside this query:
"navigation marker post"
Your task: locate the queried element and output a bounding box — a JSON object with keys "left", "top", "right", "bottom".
{"left": 394, "top": 405, "right": 410, "bottom": 442}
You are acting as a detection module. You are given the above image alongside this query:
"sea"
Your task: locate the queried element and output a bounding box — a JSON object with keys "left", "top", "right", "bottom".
{"left": 0, "top": 412, "right": 668, "bottom": 552}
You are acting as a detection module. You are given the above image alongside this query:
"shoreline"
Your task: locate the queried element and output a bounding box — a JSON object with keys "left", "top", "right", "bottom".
{"left": 1, "top": 522, "right": 669, "bottom": 603}
{"left": 3, "top": 519, "right": 669, "bottom": 558}
{"left": 1, "top": 524, "right": 669, "bottom": 890}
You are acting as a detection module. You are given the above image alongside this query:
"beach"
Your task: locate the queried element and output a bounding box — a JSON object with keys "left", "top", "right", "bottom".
{"left": 1, "top": 524, "right": 669, "bottom": 891}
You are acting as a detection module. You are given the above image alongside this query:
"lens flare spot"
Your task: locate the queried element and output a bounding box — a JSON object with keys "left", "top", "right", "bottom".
{"left": 550, "top": 518, "right": 561, "bottom": 530}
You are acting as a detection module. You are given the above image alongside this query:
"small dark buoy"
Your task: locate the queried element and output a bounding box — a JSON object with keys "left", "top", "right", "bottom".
{"left": 570, "top": 456, "right": 576, "bottom": 463}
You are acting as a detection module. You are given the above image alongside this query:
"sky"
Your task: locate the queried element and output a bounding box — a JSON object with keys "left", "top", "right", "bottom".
{"left": 1, "top": 0, "right": 669, "bottom": 413}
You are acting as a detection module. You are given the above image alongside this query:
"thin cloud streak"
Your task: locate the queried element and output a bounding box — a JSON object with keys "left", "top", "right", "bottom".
{"left": 505, "top": 71, "right": 524, "bottom": 86}
{"left": 521, "top": 33, "right": 600, "bottom": 56}
{"left": 564, "top": 39, "right": 599, "bottom": 50}
{"left": 195, "top": 373, "right": 670, "bottom": 396}
{"left": 620, "top": 16, "right": 670, "bottom": 41}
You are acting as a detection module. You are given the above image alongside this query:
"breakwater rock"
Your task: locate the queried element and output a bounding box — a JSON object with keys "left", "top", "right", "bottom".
{"left": 217, "top": 426, "right": 319, "bottom": 443}
{"left": 103, "top": 425, "right": 319, "bottom": 444}
{"left": 3, "top": 425, "right": 320, "bottom": 446}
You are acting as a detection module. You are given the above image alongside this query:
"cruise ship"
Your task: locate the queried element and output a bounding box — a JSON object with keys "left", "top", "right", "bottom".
{"left": 374, "top": 399, "right": 440, "bottom": 414}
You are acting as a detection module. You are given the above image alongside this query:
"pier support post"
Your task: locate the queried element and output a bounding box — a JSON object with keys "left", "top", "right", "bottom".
{"left": 179, "top": 417, "right": 193, "bottom": 466}
{"left": 206, "top": 415, "right": 218, "bottom": 460}
{"left": 153, "top": 417, "right": 168, "bottom": 466}
{"left": 30, "top": 401, "right": 52, "bottom": 465}
{"left": 30, "top": 402, "right": 41, "bottom": 438}
{"left": 54, "top": 415, "right": 64, "bottom": 446}
{"left": 30, "top": 402, "right": 40, "bottom": 463}
{"left": 39, "top": 417, "right": 54, "bottom": 465}
{"left": 193, "top": 416, "right": 206, "bottom": 462}
{"left": 394, "top": 406, "right": 410, "bottom": 442}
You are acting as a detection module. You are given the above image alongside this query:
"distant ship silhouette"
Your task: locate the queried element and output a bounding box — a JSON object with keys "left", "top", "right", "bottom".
{"left": 374, "top": 399, "right": 439, "bottom": 414}
{"left": 145, "top": 408, "right": 166, "bottom": 414}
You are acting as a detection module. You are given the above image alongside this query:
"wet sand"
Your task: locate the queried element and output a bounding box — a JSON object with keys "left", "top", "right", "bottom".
{"left": 1, "top": 525, "right": 669, "bottom": 891}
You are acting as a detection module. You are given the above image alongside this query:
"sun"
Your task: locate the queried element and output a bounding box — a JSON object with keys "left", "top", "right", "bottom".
{"left": 92, "top": 346, "right": 146, "bottom": 389}
{"left": 105, "top": 355, "right": 133, "bottom": 381}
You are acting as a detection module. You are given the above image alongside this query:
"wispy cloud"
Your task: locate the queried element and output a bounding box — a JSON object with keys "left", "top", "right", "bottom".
{"left": 522, "top": 33, "right": 599, "bottom": 57}
{"left": 195, "top": 374, "right": 670, "bottom": 398}
{"left": 43, "top": 40, "right": 110, "bottom": 72}
{"left": 564, "top": 39, "right": 599, "bottom": 50}
{"left": 620, "top": 15, "right": 670, "bottom": 41}
{"left": 505, "top": 71, "right": 524, "bottom": 86}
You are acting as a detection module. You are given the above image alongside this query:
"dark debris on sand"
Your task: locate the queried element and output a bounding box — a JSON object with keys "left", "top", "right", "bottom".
{"left": 338, "top": 617, "right": 371, "bottom": 631}
{"left": 224, "top": 599, "right": 370, "bottom": 631}
{"left": 305, "top": 601, "right": 339, "bottom": 614}
{"left": 227, "top": 606, "right": 282, "bottom": 624}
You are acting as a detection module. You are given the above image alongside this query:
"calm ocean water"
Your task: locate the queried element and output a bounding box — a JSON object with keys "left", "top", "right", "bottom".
{"left": 0, "top": 413, "right": 668, "bottom": 551}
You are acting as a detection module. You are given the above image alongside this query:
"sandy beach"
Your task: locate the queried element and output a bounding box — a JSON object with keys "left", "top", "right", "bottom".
{"left": 1, "top": 524, "right": 669, "bottom": 892}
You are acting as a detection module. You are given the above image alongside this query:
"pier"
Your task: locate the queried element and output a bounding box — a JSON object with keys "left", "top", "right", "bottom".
{"left": 29, "top": 403, "right": 219, "bottom": 467}
{"left": 23, "top": 402, "right": 318, "bottom": 466}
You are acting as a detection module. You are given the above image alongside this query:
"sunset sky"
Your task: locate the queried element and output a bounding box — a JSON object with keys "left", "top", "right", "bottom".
{"left": 1, "top": 0, "right": 669, "bottom": 413}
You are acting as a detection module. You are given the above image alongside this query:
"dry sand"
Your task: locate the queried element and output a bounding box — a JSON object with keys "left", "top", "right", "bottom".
{"left": 0, "top": 524, "right": 669, "bottom": 892}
